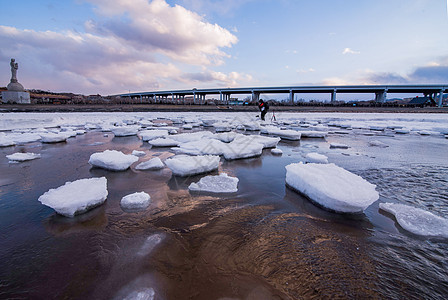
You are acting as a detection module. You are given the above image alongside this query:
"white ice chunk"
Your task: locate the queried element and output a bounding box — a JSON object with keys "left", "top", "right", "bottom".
{"left": 169, "top": 131, "right": 213, "bottom": 143}
{"left": 212, "top": 132, "right": 238, "bottom": 143}
{"left": 89, "top": 150, "right": 138, "bottom": 171}
{"left": 189, "top": 173, "right": 239, "bottom": 193}
{"left": 330, "top": 142, "right": 350, "bottom": 149}
{"left": 120, "top": 192, "right": 151, "bottom": 210}
{"left": 305, "top": 152, "right": 328, "bottom": 164}
{"left": 222, "top": 140, "right": 264, "bottom": 160}
{"left": 243, "top": 122, "right": 261, "bottom": 131}
{"left": 148, "top": 137, "right": 180, "bottom": 147}
{"left": 285, "top": 162, "right": 379, "bottom": 213}
{"left": 299, "top": 131, "right": 327, "bottom": 138}
{"left": 395, "top": 128, "right": 410, "bottom": 134}
{"left": 38, "top": 177, "right": 108, "bottom": 217}
{"left": 111, "top": 125, "right": 140, "bottom": 137}
{"left": 175, "top": 139, "right": 227, "bottom": 156}
{"left": 379, "top": 203, "right": 448, "bottom": 238}
{"left": 234, "top": 134, "right": 280, "bottom": 148}
{"left": 7, "top": 152, "right": 41, "bottom": 162}
{"left": 40, "top": 132, "right": 69, "bottom": 143}
{"left": 271, "top": 148, "right": 283, "bottom": 155}
{"left": 132, "top": 150, "right": 146, "bottom": 157}
{"left": 10, "top": 133, "right": 42, "bottom": 144}
{"left": 266, "top": 128, "right": 301, "bottom": 140}
{"left": 368, "top": 140, "right": 389, "bottom": 148}
{"left": 165, "top": 155, "right": 220, "bottom": 176}
{"left": 418, "top": 130, "right": 431, "bottom": 135}
{"left": 213, "top": 122, "right": 232, "bottom": 132}
{"left": 135, "top": 157, "right": 164, "bottom": 170}
{"left": 0, "top": 136, "right": 15, "bottom": 147}
{"left": 138, "top": 130, "right": 169, "bottom": 141}
{"left": 182, "top": 124, "right": 193, "bottom": 130}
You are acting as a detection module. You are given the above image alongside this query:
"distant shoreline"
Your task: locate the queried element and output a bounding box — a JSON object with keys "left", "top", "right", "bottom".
{"left": 1, "top": 104, "right": 448, "bottom": 114}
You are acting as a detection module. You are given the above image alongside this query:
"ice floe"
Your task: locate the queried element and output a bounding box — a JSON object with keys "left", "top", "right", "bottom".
{"left": 165, "top": 155, "right": 220, "bottom": 176}
{"left": 222, "top": 140, "right": 264, "bottom": 160}
{"left": 135, "top": 157, "right": 164, "bottom": 170}
{"left": 368, "top": 140, "right": 389, "bottom": 148}
{"left": 0, "top": 136, "right": 15, "bottom": 147}
{"left": 330, "top": 142, "right": 350, "bottom": 149}
{"left": 169, "top": 131, "right": 213, "bottom": 143}
{"left": 89, "top": 150, "right": 138, "bottom": 171}
{"left": 38, "top": 177, "right": 108, "bottom": 217}
{"left": 285, "top": 162, "right": 379, "bottom": 213}
{"left": 189, "top": 173, "right": 238, "bottom": 193}
{"left": 7, "top": 152, "right": 41, "bottom": 162}
{"left": 40, "top": 132, "right": 69, "bottom": 143}
{"left": 138, "top": 130, "right": 169, "bottom": 141}
{"left": 120, "top": 192, "right": 151, "bottom": 211}
{"left": 305, "top": 152, "right": 328, "bottom": 164}
{"left": 174, "top": 139, "right": 227, "bottom": 156}
{"left": 271, "top": 148, "right": 283, "bottom": 155}
{"left": 111, "top": 125, "right": 140, "bottom": 137}
{"left": 299, "top": 131, "right": 327, "bottom": 138}
{"left": 265, "top": 128, "right": 301, "bottom": 140}
{"left": 379, "top": 203, "right": 448, "bottom": 238}
{"left": 148, "top": 137, "right": 180, "bottom": 147}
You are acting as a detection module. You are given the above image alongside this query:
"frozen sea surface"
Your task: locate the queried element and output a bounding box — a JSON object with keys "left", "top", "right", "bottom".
{"left": 1, "top": 112, "right": 448, "bottom": 299}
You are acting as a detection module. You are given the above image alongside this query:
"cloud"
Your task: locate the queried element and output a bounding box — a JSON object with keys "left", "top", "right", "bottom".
{"left": 182, "top": 71, "right": 253, "bottom": 87}
{"left": 0, "top": 0, "right": 241, "bottom": 94}
{"left": 342, "top": 48, "right": 360, "bottom": 55}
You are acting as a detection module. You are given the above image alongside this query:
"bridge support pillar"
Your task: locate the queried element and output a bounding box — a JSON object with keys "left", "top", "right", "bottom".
{"left": 289, "top": 90, "right": 294, "bottom": 105}
{"left": 331, "top": 90, "right": 337, "bottom": 103}
{"left": 438, "top": 90, "right": 444, "bottom": 107}
{"left": 375, "top": 90, "right": 387, "bottom": 103}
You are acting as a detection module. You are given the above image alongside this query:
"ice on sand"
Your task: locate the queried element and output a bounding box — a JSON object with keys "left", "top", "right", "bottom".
{"left": 7, "top": 152, "right": 41, "bottom": 162}
{"left": 189, "top": 173, "right": 239, "bottom": 193}
{"left": 38, "top": 177, "right": 108, "bottom": 217}
{"left": 165, "top": 155, "right": 220, "bottom": 176}
{"left": 120, "top": 192, "right": 151, "bottom": 211}
{"left": 379, "top": 203, "right": 448, "bottom": 238}
{"left": 132, "top": 150, "right": 146, "bottom": 157}
{"left": 89, "top": 150, "right": 138, "bottom": 171}
{"left": 285, "top": 162, "right": 379, "bottom": 213}
{"left": 135, "top": 157, "right": 164, "bottom": 170}
{"left": 305, "top": 152, "right": 328, "bottom": 164}
{"left": 137, "top": 233, "right": 164, "bottom": 257}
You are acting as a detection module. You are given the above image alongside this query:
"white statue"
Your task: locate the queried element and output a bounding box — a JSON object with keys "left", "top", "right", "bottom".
{"left": 10, "top": 58, "right": 18, "bottom": 82}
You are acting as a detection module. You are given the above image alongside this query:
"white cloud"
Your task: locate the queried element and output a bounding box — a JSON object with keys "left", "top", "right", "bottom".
{"left": 0, "top": 0, "right": 242, "bottom": 94}
{"left": 342, "top": 48, "right": 360, "bottom": 55}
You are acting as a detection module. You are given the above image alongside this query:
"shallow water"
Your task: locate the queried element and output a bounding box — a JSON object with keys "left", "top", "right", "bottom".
{"left": 1, "top": 113, "right": 448, "bottom": 299}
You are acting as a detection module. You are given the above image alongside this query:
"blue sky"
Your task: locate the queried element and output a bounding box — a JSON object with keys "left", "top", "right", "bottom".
{"left": 0, "top": 0, "right": 447, "bottom": 97}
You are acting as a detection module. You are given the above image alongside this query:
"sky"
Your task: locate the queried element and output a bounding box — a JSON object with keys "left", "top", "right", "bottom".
{"left": 0, "top": 0, "right": 447, "bottom": 98}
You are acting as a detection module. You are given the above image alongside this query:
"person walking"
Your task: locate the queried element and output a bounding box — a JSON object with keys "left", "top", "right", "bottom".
{"left": 258, "top": 99, "right": 269, "bottom": 121}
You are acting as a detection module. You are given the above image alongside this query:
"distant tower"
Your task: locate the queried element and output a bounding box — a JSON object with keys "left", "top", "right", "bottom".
{"left": 2, "top": 58, "right": 30, "bottom": 104}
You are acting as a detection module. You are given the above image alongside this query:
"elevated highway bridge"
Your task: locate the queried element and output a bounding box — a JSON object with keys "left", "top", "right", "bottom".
{"left": 116, "top": 85, "right": 447, "bottom": 107}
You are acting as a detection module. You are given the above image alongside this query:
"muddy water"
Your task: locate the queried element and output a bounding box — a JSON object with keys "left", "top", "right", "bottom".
{"left": 1, "top": 128, "right": 448, "bottom": 299}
